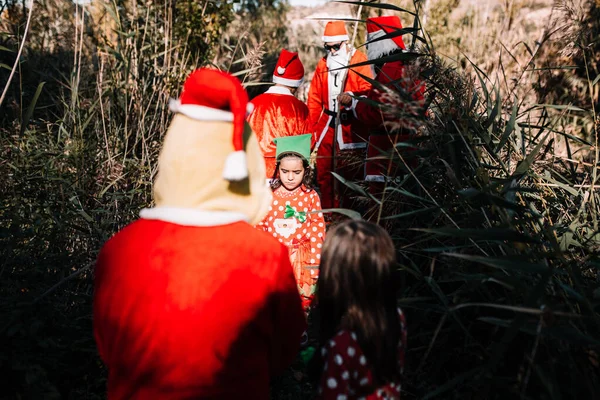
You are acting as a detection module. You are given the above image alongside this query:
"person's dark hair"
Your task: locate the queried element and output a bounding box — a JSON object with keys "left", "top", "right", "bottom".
{"left": 270, "top": 152, "right": 314, "bottom": 191}
{"left": 316, "top": 220, "right": 401, "bottom": 385}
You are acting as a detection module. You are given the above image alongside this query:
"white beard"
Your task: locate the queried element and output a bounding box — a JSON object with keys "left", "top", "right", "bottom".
{"left": 367, "top": 30, "right": 401, "bottom": 60}
{"left": 326, "top": 45, "right": 349, "bottom": 112}
{"left": 326, "top": 44, "right": 349, "bottom": 71}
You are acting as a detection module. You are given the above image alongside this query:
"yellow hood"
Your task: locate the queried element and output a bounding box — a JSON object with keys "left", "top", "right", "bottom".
{"left": 145, "top": 114, "right": 272, "bottom": 226}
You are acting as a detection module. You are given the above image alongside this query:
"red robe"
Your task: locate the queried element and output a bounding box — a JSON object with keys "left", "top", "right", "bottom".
{"left": 248, "top": 86, "right": 311, "bottom": 178}
{"left": 352, "top": 60, "right": 425, "bottom": 182}
{"left": 94, "top": 217, "right": 306, "bottom": 400}
{"left": 257, "top": 186, "right": 325, "bottom": 310}
{"left": 307, "top": 49, "right": 372, "bottom": 209}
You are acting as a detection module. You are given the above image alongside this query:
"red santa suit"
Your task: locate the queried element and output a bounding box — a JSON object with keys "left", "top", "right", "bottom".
{"left": 93, "top": 69, "right": 306, "bottom": 400}
{"left": 248, "top": 49, "right": 311, "bottom": 179}
{"left": 307, "top": 21, "right": 373, "bottom": 209}
{"left": 347, "top": 16, "right": 425, "bottom": 184}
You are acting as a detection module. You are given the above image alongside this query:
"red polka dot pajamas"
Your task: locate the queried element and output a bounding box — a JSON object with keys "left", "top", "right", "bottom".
{"left": 257, "top": 186, "right": 326, "bottom": 310}
{"left": 317, "top": 309, "right": 407, "bottom": 400}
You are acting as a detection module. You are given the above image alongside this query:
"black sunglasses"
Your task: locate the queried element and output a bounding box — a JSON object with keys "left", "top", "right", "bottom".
{"left": 324, "top": 43, "right": 343, "bottom": 52}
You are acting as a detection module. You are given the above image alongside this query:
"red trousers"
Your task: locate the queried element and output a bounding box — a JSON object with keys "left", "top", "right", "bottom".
{"left": 316, "top": 128, "right": 365, "bottom": 210}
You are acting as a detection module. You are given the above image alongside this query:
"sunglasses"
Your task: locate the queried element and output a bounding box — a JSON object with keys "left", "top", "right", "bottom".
{"left": 324, "top": 43, "right": 343, "bottom": 52}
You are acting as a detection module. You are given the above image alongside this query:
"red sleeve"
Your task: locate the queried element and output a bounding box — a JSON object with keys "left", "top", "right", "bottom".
{"left": 307, "top": 60, "right": 326, "bottom": 138}
{"left": 349, "top": 51, "right": 373, "bottom": 94}
{"left": 268, "top": 244, "right": 307, "bottom": 376}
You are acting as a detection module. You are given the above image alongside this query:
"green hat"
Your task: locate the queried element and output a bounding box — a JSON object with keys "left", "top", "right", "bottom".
{"left": 274, "top": 134, "right": 312, "bottom": 161}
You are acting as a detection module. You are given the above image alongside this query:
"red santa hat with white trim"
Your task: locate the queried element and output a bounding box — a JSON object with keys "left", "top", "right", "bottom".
{"left": 321, "top": 21, "right": 349, "bottom": 43}
{"left": 366, "top": 16, "right": 406, "bottom": 60}
{"left": 168, "top": 68, "right": 254, "bottom": 181}
{"left": 272, "top": 49, "right": 304, "bottom": 88}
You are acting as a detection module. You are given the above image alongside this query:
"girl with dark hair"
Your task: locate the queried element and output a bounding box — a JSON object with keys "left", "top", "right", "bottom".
{"left": 315, "top": 220, "right": 407, "bottom": 399}
{"left": 257, "top": 134, "right": 326, "bottom": 312}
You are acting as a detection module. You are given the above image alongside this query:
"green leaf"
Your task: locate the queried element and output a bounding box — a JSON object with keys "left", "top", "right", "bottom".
{"left": 480, "top": 318, "right": 600, "bottom": 345}
{"left": 331, "top": 172, "right": 381, "bottom": 205}
{"left": 518, "top": 123, "right": 592, "bottom": 146}
{"left": 443, "top": 253, "right": 550, "bottom": 273}
{"left": 525, "top": 66, "right": 579, "bottom": 71}
{"left": 380, "top": 206, "right": 438, "bottom": 220}
{"left": 383, "top": 186, "right": 435, "bottom": 204}
{"left": 317, "top": 208, "right": 362, "bottom": 220}
{"left": 495, "top": 96, "right": 518, "bottom": 152}
{"left": 20, "top": 82, "right": 45, "bottom": 135}
{"left": 513, "top": 132, "right": 549, "bottom": 176}
{"left": 484, "top": 85, "right": 501, "bottom": 130}
{"left": 534, "top": 104, "right": 587, "bottom": 112}
{"left": 414, "top": 227, "right": 541, "bottom": 243}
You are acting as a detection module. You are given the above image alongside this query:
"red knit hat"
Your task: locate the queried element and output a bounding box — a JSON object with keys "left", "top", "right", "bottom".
{"left": 321, "top": 21, "right": 349, "bottom": 43}
{"left": 366, "top": 16, "right": 406, "bottom": 59}
{"left": 272, "top": 49, "right": 304, "bottom": 87}
{"left": 168, "top": 68, "right": 254, "bottom": 181}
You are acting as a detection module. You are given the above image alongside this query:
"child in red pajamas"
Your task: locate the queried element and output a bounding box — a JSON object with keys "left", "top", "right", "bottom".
{"left": 315, "top": 220, "right": 407, "bottom": 399}
{"left": 257, "top": 134, "right": 326, "bottom": 312}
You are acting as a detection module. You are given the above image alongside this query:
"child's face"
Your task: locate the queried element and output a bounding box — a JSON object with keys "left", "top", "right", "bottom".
{"left": 279, "top": 157, "right": 305, "bottom": 191}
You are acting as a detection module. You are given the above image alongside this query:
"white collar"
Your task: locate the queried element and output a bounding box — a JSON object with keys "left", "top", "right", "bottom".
{"left": 140, "top": 206, "right": 248, "bottom": 227}
{"left": 266, "top": 86, "right": 293, "bottom": 96}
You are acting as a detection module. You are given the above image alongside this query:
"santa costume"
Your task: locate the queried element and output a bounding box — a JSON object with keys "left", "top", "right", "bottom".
{"left": 257, "top": 134, "right": 326, "bottom": 311}
{"left": 345, "top": 16, "right": 425, "bottom": 184}
{"left": 247, "top": 49, "right": 311, "bottom": 179}
{"left": 307, "top": 21, "right": 373, "bottom": 209}
{"left": 93, "top": 69, "right": 306, "bottom": 400}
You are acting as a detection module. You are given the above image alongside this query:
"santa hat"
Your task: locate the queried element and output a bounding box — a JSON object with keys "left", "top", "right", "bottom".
{"left": 168, "top": 68, "right": 254, "bottom": 181}
{"left": 366, "top": 16, "right": 406, "bottom": 60}
{"left": 272, "top": 49, "right": 304, "bottom": 88}
{"left": 322, "top": 21, "right": 349, "bottom": 43}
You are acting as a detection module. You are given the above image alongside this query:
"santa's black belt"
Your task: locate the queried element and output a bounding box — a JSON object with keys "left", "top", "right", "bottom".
{"left": 323, "top": 109, "right": 350, "bottom": 128}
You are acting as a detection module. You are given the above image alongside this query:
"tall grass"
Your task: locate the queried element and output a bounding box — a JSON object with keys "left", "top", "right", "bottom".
{"left": 0, "top": 0, "right": 288, "bottom": 397}
{"left": 330, "top": 1, "right": 600, "bottom": 398}
{"left": 0, "top": 0, "right": 598, "bottom": 399}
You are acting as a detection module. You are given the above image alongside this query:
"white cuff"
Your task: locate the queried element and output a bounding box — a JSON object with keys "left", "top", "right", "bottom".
{"left": 350, "top": 95, "right": 366, "bottom": 119}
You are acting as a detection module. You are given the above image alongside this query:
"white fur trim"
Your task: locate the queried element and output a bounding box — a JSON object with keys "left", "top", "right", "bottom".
{"left": 277, "top": 66, "right": 286, "bottom": 75}
{"left": 365, "top": 175, "right": 386, "bottom": 182}
{"left": 266, "top": 86, "right": 293, "bottom": 96}
{"left": 315, "top": 116, "right": 332, "bottom": 149}
{"left": 339, "top": 142, "right": 367, "bottom": 150}
{"left": 322, "top": 34, "right": 349, "bottom": 42}
{"left": 140, "top": 207, "right": 248, "bottom": 226}
{"left": 272, "top": 75, "right": 303, "bottom": 87}
{"left": 222, "top": 150, "right": 248, "bottom": 181}
{"left": 367, "top": 30, "right": 401, "bottom": 60}
{"left": 169, "top": 99, "right": 254, "bottom": 120}
{"left": 169, "top": 99, "right": 234, "bottom": 122}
